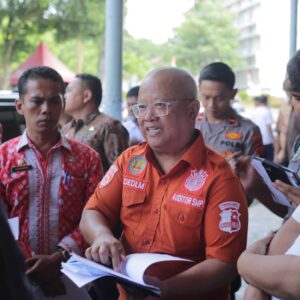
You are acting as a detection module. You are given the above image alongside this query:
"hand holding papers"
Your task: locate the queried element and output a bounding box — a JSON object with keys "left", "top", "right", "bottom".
{"left": 62, "top": 252, "right": 194, "bottom": 296}
{"left": 251, "top": 157, "right": 300, "bottom": 207}
{"left": 8, "top": 217, "right": 19, "bottom": 240}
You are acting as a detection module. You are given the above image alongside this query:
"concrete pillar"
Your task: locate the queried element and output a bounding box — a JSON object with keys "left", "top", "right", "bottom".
{"left": 102, "top": 0, "right": 123, "bottom": 120}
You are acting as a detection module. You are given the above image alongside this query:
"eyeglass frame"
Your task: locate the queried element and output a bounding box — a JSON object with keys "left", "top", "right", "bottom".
{"left": 132, "top": 99, "right": 195, "bottom": 119}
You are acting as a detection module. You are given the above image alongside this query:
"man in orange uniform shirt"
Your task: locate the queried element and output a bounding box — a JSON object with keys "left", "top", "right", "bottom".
{"left": 80, "top": 67, "right": 248, "bottom": 300}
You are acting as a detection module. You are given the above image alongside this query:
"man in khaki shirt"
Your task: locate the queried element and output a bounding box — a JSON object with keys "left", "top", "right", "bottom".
{"left": 62, "top": 74, "right": 129, "bottom": 174}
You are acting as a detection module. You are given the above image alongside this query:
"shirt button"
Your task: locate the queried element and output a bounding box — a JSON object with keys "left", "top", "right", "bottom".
{"left": 142, "top": 239, "right": 150, "bottom": 246}
{"left": 177, "top": 213, "right": 185, "bottom": 222}
{"left": 153, "top": 208, "right": 159, "bottom": 214}
{"left": 58, "top": 199, "right": 64, "bottom": 205}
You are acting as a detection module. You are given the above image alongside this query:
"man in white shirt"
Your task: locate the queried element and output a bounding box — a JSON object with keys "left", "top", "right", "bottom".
{"left": 252, "top": 95, "right": 275, "bottom": 161}
{"left": 123, "top": 86, "right": 144, "bottom": 146}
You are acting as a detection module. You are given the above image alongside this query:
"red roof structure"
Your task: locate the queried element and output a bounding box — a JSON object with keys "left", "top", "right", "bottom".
{"left": 10, "top": 42, "right": 75, "bottom": 85}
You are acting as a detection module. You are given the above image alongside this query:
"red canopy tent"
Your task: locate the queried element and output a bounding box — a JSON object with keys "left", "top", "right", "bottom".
{"left": 10, "top": 42, "right": 75, "bottom": 85}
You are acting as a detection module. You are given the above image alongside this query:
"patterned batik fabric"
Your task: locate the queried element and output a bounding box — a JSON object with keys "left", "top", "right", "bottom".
{"left": 0, "top": 131, "right": 103, "bottom": 258}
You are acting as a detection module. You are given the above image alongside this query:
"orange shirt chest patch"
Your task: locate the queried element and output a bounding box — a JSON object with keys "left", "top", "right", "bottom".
{"left": 123, "top": 177, "right": 146, "bottom": 191}
{"left": 127, "top": 156, "right": 147, "bottom": 176}
{"left": 224, "top": 132, "right": 243, "bottom": 140}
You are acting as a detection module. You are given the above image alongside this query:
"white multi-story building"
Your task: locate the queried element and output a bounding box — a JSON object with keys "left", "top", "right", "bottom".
{"left": 222, "top": 0, "right": 293, "bottom": 97}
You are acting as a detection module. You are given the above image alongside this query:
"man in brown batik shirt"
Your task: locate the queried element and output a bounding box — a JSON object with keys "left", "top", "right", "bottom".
{"left": 62, "top": 74, "right": 129, "bottom": 174}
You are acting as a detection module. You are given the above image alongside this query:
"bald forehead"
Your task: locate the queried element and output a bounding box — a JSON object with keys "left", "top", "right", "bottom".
{"left": 140, "top": 68, "right": 198, "bottom": 100}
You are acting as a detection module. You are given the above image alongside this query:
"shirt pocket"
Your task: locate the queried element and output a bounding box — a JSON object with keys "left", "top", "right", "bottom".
{"left": 121, "top": 189, "right": 146, "bottom": 230}
{"left": 166, "top": 202, "right": 203, "bottom": 229}
{"left": 60, "top": 172, "right": 87, "bottom": 203}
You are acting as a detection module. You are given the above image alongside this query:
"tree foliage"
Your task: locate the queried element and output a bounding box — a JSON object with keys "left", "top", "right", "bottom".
{"left": 48, "top": 0, "right": 105, "bottom": 41}
{"left": 123, "top": 31, "right": 174, "bottom": 84}
{"left": 0, "top": 0, "right": 50, "bottom": 87}
{"left": 170, "top": 0, "right": 242, "bottom": 75}
{"left": 0, "top": 0, "right": 106, "bottom": 88}
{"left": 0, "top": 0, "right": 242, "bottom": 90}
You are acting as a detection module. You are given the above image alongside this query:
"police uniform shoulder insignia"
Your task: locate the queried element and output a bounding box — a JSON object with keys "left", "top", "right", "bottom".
{"left": 128, "top": 156, "right": 147, "bottom": 175}
{"left": 100, "top": 164, "right": 119, "bottom": 187}
{"left": 224, "top": 132, "right": 243, "bottom": 140}
{"left": 219, "top": 201, "right": 241, "bottom": 233}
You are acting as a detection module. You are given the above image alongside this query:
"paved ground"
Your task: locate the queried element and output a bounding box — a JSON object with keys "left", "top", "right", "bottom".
{"left": 235, "top": 200, "right": 282, "bottom": 300}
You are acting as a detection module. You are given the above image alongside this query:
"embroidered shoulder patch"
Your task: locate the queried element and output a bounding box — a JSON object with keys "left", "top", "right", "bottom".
{"left": 128, "top": 156, "right": 147, "bottom": 175}
{"left": 224, "top": 132, "right": 243, "bottom": 140}
{"left": 123, "top": 177, "right": 146, "bottom": 191}
{"left": 100, "top": 165, "right": 118, "bottom": 187}
{"left": 184, "top": 169, "right": 208, "bottom": 192}
{"left": 219, "top": 201, "right": 241, "bottom": 234}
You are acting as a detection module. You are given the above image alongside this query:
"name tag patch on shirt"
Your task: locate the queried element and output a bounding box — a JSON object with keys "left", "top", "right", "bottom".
{"left": 100, "top": 165, "right": 118, "bottom": 187}
{"left": 11, "top": 165, "right": 32, "bottom": 172}
{"left": 123, "top": 177, "right": 146, "bottom": 190}
{"left": 224, "top": 132, "right": 243, "bottom": 140}
{"left": 219, "top": 201, "right": 241, "bottom": 234}
{"left": 184, "top": 169, "right": 208, "bottom": 192}
{"left": 128, "top": 156, "right": 147, "bottom": 175}
{"left": 172, "top": 192, "right": 205, "bottom": 209}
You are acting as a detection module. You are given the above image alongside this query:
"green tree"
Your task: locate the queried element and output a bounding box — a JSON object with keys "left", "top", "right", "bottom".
{"left": 123, "top": 31, "right": 174, "bottom": 84}
{"left": 171, "top": 0, "right": 242, "bottom": 75}
{"left": 48, "top": 0, "right": 105, "bottom": 74}
{"left": 0, "top": 0, "right": 107, "bottom": 89}
{"left": 0, "top": 0, "right": 50, "bottom": 88}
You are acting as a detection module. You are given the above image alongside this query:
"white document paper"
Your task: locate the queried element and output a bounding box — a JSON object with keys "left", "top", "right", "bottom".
{"left": 8, "top": 216, "right": 19, "bottom": 240}
{"left": 251, "top": 158, "right": 292, "bottom": 207}
{"left": 62, "top": 252, "right": 192, "bottom": 296}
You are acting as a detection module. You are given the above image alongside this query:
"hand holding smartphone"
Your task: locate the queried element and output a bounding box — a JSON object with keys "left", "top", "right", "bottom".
{"left": 253, "top": 156, "right": 300, "bottom": 187}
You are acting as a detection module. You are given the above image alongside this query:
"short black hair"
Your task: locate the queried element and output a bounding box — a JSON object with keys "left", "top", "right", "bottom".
{"left": 126, "top": 86, "right": 140, "bottom": 98}
{"left": 76, "top": 73, "right": 102, "bottom": 107}
{"left": 254, "top": 95, "right": 268, "bottom": 104}
{"left": 287, "top": 50, "right": 300, "bottom": 92}
{"left": 199, "top": 62, "right": 235, "bottom": 89}
{"left": 18, "top": 66, "right": 65, "bottom": 97}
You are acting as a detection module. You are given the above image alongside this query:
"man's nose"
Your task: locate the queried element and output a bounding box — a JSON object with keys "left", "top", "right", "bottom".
{"left": 41, "top": 101, "right": 51, "bottom": 114}
{"left": 207, "top": 99, "right": 215, "bottom": 108}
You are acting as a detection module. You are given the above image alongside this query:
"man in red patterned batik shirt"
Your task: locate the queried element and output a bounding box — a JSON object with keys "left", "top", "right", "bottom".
{"left": 0, "top": 66, "right": 102, "bottom": 298}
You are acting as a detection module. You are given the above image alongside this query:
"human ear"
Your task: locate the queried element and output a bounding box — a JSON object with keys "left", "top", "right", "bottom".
{"left": 188, "top": 100, "right": 200, "bottom": 119}
{"left": 15, "top": 99, "right": 24, "bottom": 115}
{"left": 83, "top": 89, "right": 93, "bottom": 104}
{"left": 231, "top": 88, "right": 238, "bottom": 100}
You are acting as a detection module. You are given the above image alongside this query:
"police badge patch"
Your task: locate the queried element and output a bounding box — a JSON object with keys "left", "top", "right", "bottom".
{"left": 100, "top": 165, "right": 118, "bottom": 187}
{"left": 184, "top": 169, "right": 208, "bottom": 192}
{"left": 128, "top": 156, "right": 147, "bottom": 175}
{"left": 219, "top": 201, "right": 241, "bottom": 233}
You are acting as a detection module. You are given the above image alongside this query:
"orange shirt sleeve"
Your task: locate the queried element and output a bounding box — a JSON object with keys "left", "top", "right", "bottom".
{"left": 84, "top": 151, "right": 126, "bottom": 229}
{"left": 204, "top": 170, "right": 248, "bottom": 263}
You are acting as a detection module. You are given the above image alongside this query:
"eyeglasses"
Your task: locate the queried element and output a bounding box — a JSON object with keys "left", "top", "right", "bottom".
{"left": 132, "top": 100, "right": 184, "bottom": 118}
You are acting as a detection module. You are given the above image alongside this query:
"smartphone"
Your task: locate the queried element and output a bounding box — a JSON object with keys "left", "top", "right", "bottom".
{"left": 255, "top": 157, "right": 300, "bottom": 186}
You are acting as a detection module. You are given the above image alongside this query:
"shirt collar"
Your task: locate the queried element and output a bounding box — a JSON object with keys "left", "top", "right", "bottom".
{"left": 181, "top": 130, "right": 207, "bottom": 169}
{"left": 71, "top": 111, "right": 100, "bottom": 128}
{"left": 203, "top": 107, "right": 240, "bottom": 126}
{"left": 16, "top": 130, "right": 72, "bottom": 152}
{"left": 144, "top": 130, "right": 206, "bottom": 170}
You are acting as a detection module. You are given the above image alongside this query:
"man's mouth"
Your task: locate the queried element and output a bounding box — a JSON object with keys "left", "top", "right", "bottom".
{"left": 146, "top": 127, "right": 160, "bottom": 133}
